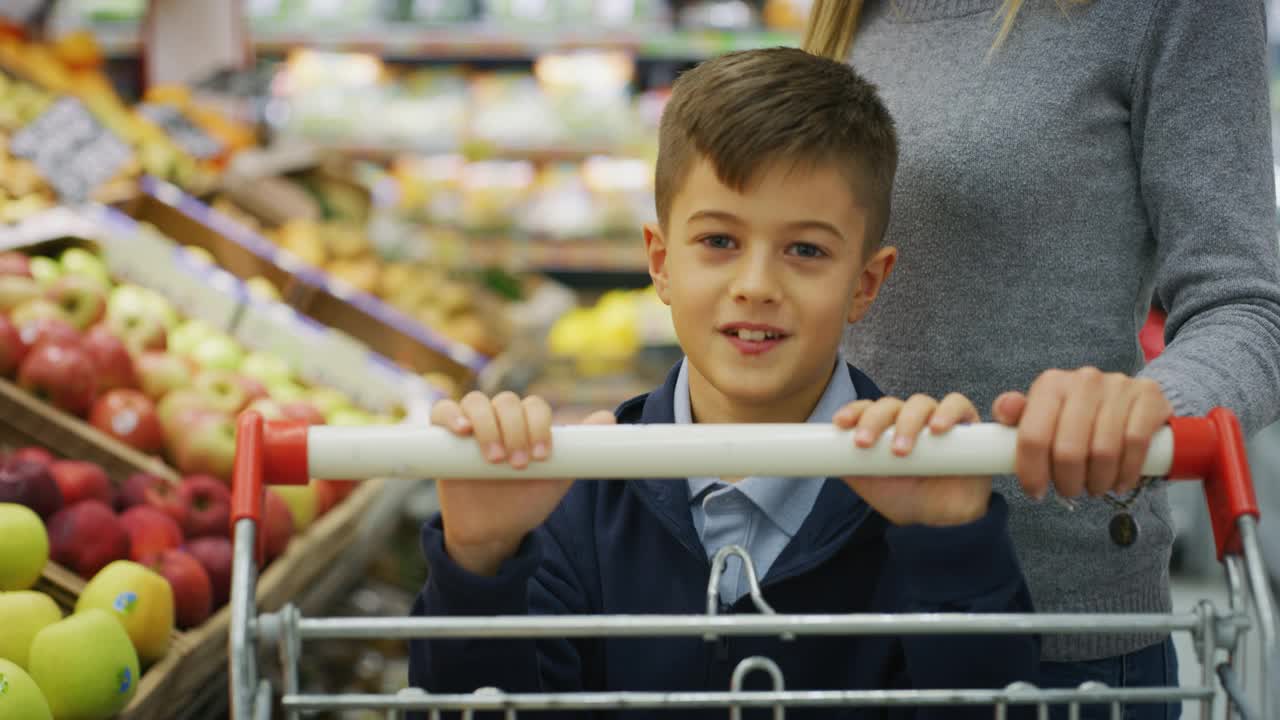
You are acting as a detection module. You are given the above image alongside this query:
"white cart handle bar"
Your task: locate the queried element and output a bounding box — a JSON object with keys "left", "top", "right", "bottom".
{"left": 232, "top": 408, "right": 1256, "bottom": 561}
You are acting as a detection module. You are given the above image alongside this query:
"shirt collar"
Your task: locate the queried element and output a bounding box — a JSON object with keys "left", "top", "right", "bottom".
{"left": 677, "top": 357, "right": 859, "bottom": 536}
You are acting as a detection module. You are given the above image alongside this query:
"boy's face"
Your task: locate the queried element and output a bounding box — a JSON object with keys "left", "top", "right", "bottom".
{"left": 645, "top": 156, "right": 897, "bottom": 422}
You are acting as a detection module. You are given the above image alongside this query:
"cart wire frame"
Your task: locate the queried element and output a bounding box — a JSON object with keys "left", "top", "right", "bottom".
{"left": 227, "top": 408, "right": 1278, "bottom": 719}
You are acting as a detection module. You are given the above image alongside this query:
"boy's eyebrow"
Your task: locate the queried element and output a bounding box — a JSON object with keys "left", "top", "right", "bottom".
{"left": 687, "top": 210, "right": 847, "bottom": 242}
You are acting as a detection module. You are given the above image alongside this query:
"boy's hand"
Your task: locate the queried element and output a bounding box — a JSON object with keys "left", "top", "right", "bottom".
{"left": 834, "top": 394, "right": 991, "bottom": 527}
{"left": 992, "top": 368, "right": 1172, "bottom": 501}
{"left": 433, "top": 391, "right": 616, "bottom": 576}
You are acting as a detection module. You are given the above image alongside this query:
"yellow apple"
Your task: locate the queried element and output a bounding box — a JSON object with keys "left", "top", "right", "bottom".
{"left": 76, "top": 561, "right": 174, "bottom": 664}
{"left": 0, "top": 658, "right": 52, "bottom": 720}
{"left": 274, "top": 484, "right": 318, "bottom": 533}
{"left": 0, "top": 503, "right": 48, "bottom": 591}
{"left": 29, "top": 609, "right": 139, "bottom": 719}
{"left": 0, "top": 592, "right": 61, "bottom": 668}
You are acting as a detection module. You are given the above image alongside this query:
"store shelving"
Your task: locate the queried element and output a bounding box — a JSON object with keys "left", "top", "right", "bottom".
{"left": 93, "top": 25, "right": 798, "bottom": 61}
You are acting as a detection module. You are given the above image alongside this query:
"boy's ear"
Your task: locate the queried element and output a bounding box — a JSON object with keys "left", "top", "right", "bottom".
{"left": 644, "top": 223, "right": 672, "bottom": 306}
{"left": 847, "top": 246, "right": 897, "bottom": 324}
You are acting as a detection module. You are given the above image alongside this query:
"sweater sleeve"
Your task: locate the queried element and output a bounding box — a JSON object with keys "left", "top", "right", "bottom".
{"left": 881, "top": 494, "right": 1040, "bottom": 719}
{"left": 1130, "top": 0, "right": 1280, "bottom": 434}
{"left": 407, "top": 494, "right": 599, "bottom": 704}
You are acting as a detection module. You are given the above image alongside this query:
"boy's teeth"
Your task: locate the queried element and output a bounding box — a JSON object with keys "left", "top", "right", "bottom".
{"left": 734, "top": 329, "right": 776, "bottom": 341}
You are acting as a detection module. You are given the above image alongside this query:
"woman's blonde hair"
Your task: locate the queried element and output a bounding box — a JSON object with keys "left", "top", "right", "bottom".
{"left": 803, "top": 0, "right": 1068, "bottom": 60}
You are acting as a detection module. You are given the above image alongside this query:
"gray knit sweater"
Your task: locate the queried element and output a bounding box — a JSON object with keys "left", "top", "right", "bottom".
{"left": 843, "top": 0, "right": 1280, "bottom": 661}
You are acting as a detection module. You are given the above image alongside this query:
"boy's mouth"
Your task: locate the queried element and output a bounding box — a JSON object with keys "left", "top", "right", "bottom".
{"left": 719, "top": 323, "right": 788, "bottom": 354}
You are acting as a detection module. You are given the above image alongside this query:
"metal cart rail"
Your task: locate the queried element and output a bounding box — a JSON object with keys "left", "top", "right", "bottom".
{"left": 228, "top": 407, "right": 1277, "bottom": 719}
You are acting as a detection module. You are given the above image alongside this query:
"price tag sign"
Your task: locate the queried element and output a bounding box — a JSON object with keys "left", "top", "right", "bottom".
{"left": 10, "top": 97, "right": 132, "bottom": 203}
{"left": 137, "top": 103, "right": 224, "bottom": 160}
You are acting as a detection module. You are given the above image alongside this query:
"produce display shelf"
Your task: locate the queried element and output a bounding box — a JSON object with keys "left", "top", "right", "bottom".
{"left": 131, "top": 178, "right": 488, "bottom": 385}
{"left": 94, "top": 25, "right": 799, "bottom": 60}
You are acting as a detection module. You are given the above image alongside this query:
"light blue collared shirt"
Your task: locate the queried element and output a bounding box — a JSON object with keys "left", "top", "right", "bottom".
{"left": 674, "top": 358, "right": 858, "bottom": 605}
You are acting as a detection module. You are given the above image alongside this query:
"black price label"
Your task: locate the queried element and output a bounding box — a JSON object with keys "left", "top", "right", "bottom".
{"left": 10, "top": 97, "right": 133, "bottom": 203}
{"left": 137, "top": 103, "right": 224, "bottom": 160}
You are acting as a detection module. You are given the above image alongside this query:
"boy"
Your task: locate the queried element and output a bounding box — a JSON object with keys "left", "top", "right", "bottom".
{"left": 410, "top": 48, "right": 1039, "bottom": 718}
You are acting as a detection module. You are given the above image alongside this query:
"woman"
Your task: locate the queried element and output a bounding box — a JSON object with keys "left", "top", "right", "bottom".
{"left": 805, "top": 1, "right": 1280, "bottom": 718}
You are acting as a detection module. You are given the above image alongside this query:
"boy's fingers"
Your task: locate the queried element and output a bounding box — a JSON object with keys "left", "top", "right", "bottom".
{"left": 853, "top": 398, "right": 904, "bottom": 448}
{"left": 430, "top": 399, "right": 470, "bottom": 433}
{"left": 891, "top": 395, "right": 937, "bottom": 455}
{"left": 522, "top": 396, "right": 554, "bottom": 461}
{"left": 1051, "top": 369, "right": 1105, "bottom": 498}
{"left": 492, "top": 392, "right": 532, "bottom": 469}
{"left": 932, "top": 393, "right": 979, "bottom": 431}
{"left": 992, "top": 392, "right": 1027, "bottom": 426}
{"left": 1118, "top": 382, "right": 1172, "bottom": 493}
{"left": 1086, "top": 378, "right": 1132, "bottom": 497}
{"left": 461, "top": 391, "right": 505, "bottom": 463}
{"left": 833, "top": 400, "right": 873, "bottom": 428}
{"left": 582, "top": 410, "right": 618, "bottom": 425}
{"left": 1015, "top": 372, "right": 1067, "bottom": 501}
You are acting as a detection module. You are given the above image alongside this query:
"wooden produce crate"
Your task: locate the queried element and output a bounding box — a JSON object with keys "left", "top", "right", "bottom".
{"left": 120, "top": 179, "right": 488, "bottom": 389}
{"left": 3, "top": 374, "right": 386, "bottom": 718}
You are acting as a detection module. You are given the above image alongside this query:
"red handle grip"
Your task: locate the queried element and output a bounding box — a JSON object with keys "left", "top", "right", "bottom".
{"left": 1169, "top": 409, "right": 1260, "bottom": 559}
{"left": 231, "top": 411, "right": 266, "bottom": 566}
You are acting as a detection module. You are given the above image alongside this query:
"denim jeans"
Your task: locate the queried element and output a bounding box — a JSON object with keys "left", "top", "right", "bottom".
{"left": 1038, "top": 637, "right": 1181, "bottom": 720}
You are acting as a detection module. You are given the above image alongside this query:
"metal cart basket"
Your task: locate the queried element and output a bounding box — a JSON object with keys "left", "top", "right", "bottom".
{"left": 228, "top": 407, "right": 1277, "bottom": 719}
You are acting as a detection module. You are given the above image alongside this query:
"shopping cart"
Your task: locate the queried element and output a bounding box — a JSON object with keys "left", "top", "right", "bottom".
{"left": 227, "top": 407, "right": 1277, "bottom": 719}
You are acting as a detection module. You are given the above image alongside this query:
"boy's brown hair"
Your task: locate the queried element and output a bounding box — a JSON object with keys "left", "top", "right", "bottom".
{"left": 655, "top": 47, "right": 898, "bottom": 249}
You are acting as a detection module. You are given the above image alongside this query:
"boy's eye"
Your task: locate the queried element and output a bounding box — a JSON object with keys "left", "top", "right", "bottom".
{"left": 701, "top": 234, "right": 737, "bottom": 250}
{"left": 787, "top": 242, "right": 827, "bottom": 258}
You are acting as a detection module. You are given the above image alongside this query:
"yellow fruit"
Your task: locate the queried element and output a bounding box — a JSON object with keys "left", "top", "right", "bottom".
{"left": 76, "top": 562, "right": 174, "bottom": 664}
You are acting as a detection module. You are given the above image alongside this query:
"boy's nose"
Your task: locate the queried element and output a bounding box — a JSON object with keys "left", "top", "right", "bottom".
{"left": 730, "top": 250, "right": 780, "bottom": 304}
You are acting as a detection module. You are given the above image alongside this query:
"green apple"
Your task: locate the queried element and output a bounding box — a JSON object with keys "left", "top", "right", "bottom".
{"left": 27, "top": 257, "right": 61, "bottom": 288}
{"left": 168, "top": 320, "right": 214, "bottom": 357}
{"left": 0, "top": 658, "right": 52, "bottom": 720}
{"left": 274, "top": 484, "right": 318, "bottom": 532}
{"left": 0, "top": 504, "right": 48, "bottom": 591}
{"left": 0, "top": 592, "right": 61, "bottom": 668}
{"left": 326, "top": 408, "right": 374, "bottom": 427}
{"left": 267, "top": 380, "right": 308, "bottom": 403}
{"left": 29, "top": 609, "right": 139, "bottom": 719}
{"left": 76, "top": 561, "right": 174, "bottom": 664}
{"left": 58, "top": 248, "right": 110, "bottom": 285}
{"left": 190, "top": 334, "right": 244, "bottom": 371}
{"left": 241, "top": 351, "right": 293, "bottom": 386}
{"left": 306, "top": 387, "right": 352, "bottom": 417}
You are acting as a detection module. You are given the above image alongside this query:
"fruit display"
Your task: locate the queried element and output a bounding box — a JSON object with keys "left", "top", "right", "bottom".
{"left": 0, "top": 243, "right": 397, "bottom": 484}
{"left": 208, "top": 167, "right": 511, "bottom": 357}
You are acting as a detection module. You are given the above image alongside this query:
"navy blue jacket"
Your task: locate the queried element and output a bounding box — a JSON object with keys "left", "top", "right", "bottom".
{"left": 409, "top": 363, "right": 1039, "bottom": 719}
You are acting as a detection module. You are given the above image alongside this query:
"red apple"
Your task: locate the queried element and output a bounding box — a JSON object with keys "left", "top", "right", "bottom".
{"left": 0, "top": 313, "right": 26, "bottom": 375}
{"left": 177, "top": 475, "right": 231, "bottom": 539}
{"left": 116, "top": 473, "right": 188, "bottom": 528}
{"left": 185, "top": 536, "right": 233, "bottom": 607}
{"left": 10, "top": 446, "right": 54, "bottom": 467}
{"left": 17, "top": 341, "right": 97, "bottom": 415}
{"left": 144, "top": 549, "right": 212, "bottom": 629}
{"left": 44, "top": 275, "right": 107, "bottom": 330}
{"left": 47, "top": 500, "right": 130, "bottom": 577}
{"left": 0, "top": 457, "right": 63, "bottom": 519}
{"left": 193, "top": 369, "right": 250, "bottom": 414}
{"left": 90, "top": 389, "right": 163, "bottom": 453}
{"left": 0, "top": 252, "right": 32, "bottom": 277}
{"left": 119, "top": 506, "right": 183, "bottom": 562}
{"left": 81, "top": 325, "right": 138, "bottom": 392}
{"left": 47, "top": 460, "right": 112, "bottom": 507}
{"left": 169, "top": 413, "right": 237, "bottom": 480}
{"left": 263, "top": 489, "right": 294, "bottom": 562}
{"left": 135, "top": 351, "right": 194, "bottom": 400}
{"left": 14, "top": 313, "right": 79, "bottom": 352}
{"left": 315, "top": 479, "right": 358, "bottom": 515}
